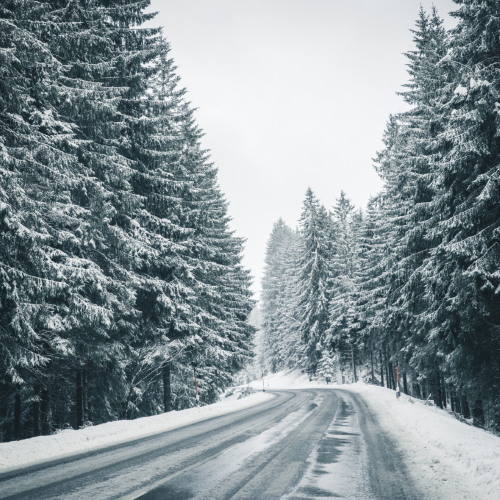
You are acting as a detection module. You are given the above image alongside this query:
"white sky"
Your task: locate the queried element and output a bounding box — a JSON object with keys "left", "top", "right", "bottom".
{"left": 145, "top": 0, "right": 458, "bottom": 299}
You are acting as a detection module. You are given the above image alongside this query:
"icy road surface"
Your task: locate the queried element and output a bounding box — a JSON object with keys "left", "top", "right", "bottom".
{"left": 0, "top": 390, "right": 420, "bottom": 500}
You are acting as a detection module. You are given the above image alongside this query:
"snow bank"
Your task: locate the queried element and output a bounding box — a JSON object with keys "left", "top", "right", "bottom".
{"left": 343, "top": 384, "right": 500, "bottom": 500}
{"left": 0, "top": 390, "right": 274, "bottom": 475}
{"left": 251, "top": 370, "right": 500, "bottom": 500}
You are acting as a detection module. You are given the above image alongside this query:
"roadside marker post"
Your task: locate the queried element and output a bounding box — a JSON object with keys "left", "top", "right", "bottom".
{"left": 262, "top": 373, "right": 265, "bottom": 392}
{"left": 396, "top": 366, "right": 401, "bottom": 398}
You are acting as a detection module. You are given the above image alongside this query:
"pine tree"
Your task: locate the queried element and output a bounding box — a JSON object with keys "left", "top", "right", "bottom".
{"left": 421, "top": 0, "right": 500, "bottom": 422}
{"left": 359, "top": 7, "right": 451, "bottom": 397}
{"left": 297, "top": 189, "right": 331, "bottom": 375}
{"left": 180, "top": 121, "right": 256, "bottom": 402}
{"left": 0, "top": 0, "right": 160, "bottom": 435}
{"left": 392, "top": 7, "right": 451, "bottom": 397}
{"left": 0, "top": 0, "right": 255, "bottom": 439}
{"left": 45, "top": 0, "right": 163, "bottom": 426}
{"left": 275, "top": 231, "right": 302, "bottom": 370}
{"left": 356, "top": 196, "right": 389, "bottom": 385}
{"left": 326, "top": 192, "right": 363, "bottom": 382}
{"left": 260, "top": 219, "right": 294, "bottom": 373}
{"left": 107, "top": 36, "right": 255, "bottom": 411}
{"left": 316, "top": 349, "right": 338, "bottom": 384}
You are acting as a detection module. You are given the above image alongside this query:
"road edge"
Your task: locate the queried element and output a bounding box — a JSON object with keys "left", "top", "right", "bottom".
{"left": 0, "top": 392, "right": 275, "bottom": 481}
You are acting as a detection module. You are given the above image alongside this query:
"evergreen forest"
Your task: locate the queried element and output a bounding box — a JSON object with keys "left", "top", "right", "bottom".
{"left": 0, "top": 0, "right": 254, "bottom": 441}
{"left": 257, "top": 3, "right": 500, "bottom": 432}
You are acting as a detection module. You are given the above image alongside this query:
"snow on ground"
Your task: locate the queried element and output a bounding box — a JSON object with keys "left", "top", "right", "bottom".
{"left": 250, "top": 370, "right": 500, "bottom": 500}
{"left": 0, "top": 390, "right": 274, "bottom": 475}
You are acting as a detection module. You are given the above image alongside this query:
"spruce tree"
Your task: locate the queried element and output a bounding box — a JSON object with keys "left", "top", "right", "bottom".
{"left": 274, "top": 231, "right": 302, "bottom": 370}
{"left": 0, "top": 0, "right": 159, "bottom": 434}
{"left": 260, "top": 219, "right": 294, "bottom": 373}
{"left": 422, "top": 0, "right": 500, "bottom": 421}
{"left": 0, "top": 0, "right": 256, "bottom": 438}
{"left": 297, "top": 189, "right": 331, "bottom": 375}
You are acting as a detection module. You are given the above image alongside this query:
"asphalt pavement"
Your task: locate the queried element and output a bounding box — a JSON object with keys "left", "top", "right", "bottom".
{"left": 0, "top": 389, "right": 421, "bottom": 500}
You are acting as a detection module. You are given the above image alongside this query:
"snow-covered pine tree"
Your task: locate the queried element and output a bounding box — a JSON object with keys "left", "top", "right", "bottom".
{"left": 362, "top": 9, "right": 451, "bottom": 397}
{"left": 0, "top": 0, "right": 156, "bottom": 437}
{"left": 192, "top": 215, "right": 255, "bottom": 404}
{"left": 42, "top": 0, "right": 165, "bottom": 428}
{"left": 111, "top": 39, "right": 201, "bottom": 416}
{"left": 148, "top": 77, "right": 255, "bottom": 406}
{"left": 420, "top": 0, "right": 500, "bottom": 425}
{"left": 316, "top": 349, "right": 338, "bottom": 384}
{"left": 356, "top": 196, "right": 389, "bottom": 386}
{"left": 370, "top": 113, "right": 414, "bottom": 392}
{"left": 0, "top": 0, "right": 73, "bottom": 440}
{"left": 260, "top": 219, "right": 294, "bottom": 373}
{"left": 1, "top": 1, "right": 255, "bottom": 437}
{"left": 84, "top": 29, "right": 255, "bottom": 413}
{"left": 297, "top": 189, "right": 331, "bottom": 376}
{"left": 367, "top": 8, "right": 449, "bottom": 393}
{"left": 274, "top": 230, "right": 302, "bottom": 370}
{"left": 326, "top": 192, "right": 363, "bottom": 383}
{"left": 393, "top": 7, "right": 452, "bottom": 403}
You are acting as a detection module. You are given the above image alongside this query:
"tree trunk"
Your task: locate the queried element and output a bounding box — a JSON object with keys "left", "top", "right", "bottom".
{"left": 460, "top": 394, "right": 470, "bottom": 418}
{"left": 472, "top": 399, "right": 485, "bottom": 427}
{"left": 388, "top": 361, "right": 396, "bottom": 390}
{"left": 83, "top": 369, "right": 88, "bottom": 424}
{"left": 370, "top": 350, "right": 375, "bottom": 383}
{"left": 51, "top": 385, "right": 62, "bottom": 430}
{"left": 87, "top": 370, "right": 93, "bottom": 423}
{"left": 454, "top": 389, "right": 462, "bottom": 414}
{"left": 386, "top": 345, "right": 395, "bottom": 390}
{"left": 414, "top": 381, "right": 422, "bottom": 399}
{"left": 403, "top": 372, "right": 408, "bottom": 395}
{"left": 434, "top": 371, "right": 443, "bottom": 408}
{"left": 350, "top": 344, "right": 357, "bottom": 383}
{"left": 383, "top": 348, "right": 390, "bottom": 389}
{"left": 14, "top": 391, "right": 21, "bottom": 440}
{"left": 40, "top": 388, "right": 50, "bottom": 435}
{"left": 76, "top": 370, "right": 83, "bottom": 429}
{"left": 0, "top": 381, "right": 9, "bottom": 442}
{"left": 163, "top": 362, "right": 172, "bottom": 412}
{"left": 441, "top": 373, "right": 447, "bottom": 409}
{"left": 33, "top": 384, "right": 40, "bottom": 437}
{"left": 379, "top": 350, "right": 384, "bottom": 388}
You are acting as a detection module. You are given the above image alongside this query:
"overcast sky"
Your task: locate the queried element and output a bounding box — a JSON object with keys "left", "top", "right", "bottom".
{"left": 145, "top": 0, "right": 458, "bottom": 299}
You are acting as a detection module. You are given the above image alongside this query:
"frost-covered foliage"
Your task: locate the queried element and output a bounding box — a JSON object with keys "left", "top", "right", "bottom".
{"left": 258, "top": 3, "right": 500, "bottom": 431}
{"left": 297, "top": 189, "right": 331, "bottom": 375}
{"left": 259, "top": 219, "right": 301, "bottom": 374}
{"left": 0, "top": 0, "right": 254, "bottom": 441}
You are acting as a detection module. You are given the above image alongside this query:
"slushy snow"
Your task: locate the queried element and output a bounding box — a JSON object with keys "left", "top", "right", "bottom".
{"left": 252, "top": 370, "right": 500, "bottom": 500}
{"left": 0, "top": 390, "right": 274, "bottom": 475}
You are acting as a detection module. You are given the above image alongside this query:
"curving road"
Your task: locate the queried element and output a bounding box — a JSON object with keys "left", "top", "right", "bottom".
{"left": 0, "top": 389, "right": 421, "bottom": 500}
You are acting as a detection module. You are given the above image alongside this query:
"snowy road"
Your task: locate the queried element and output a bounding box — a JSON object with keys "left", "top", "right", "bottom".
{"left": 0, "top": 389, "right": 420, "bottom": 500}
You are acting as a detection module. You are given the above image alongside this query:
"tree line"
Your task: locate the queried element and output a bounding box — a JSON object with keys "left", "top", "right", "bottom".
{"left": 258, "top": 3, "right": 500, "bottom": 431}
{"left": 0, "top": 0, "right": 254, "bottom": 441}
